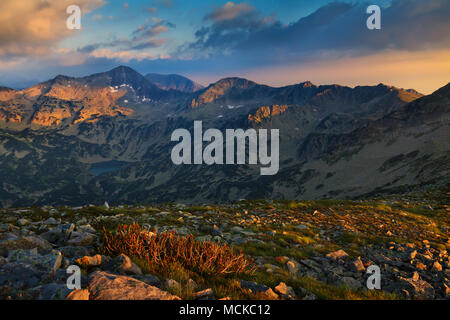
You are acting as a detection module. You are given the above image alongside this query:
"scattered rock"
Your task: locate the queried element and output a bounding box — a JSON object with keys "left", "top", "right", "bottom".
{"left": 339, "top": 276, "right": 362, "bottom": 289}
{"left": 326, "top": 250, "right": 349, "bottom": 261}
{"left": 397, "top": 272, "right": 435, "bottom": 299}
{"left": 165, "top": 279, "right": 181, "bottom": 291}
{"left": 274, "top": 282, "right": 296, "bottom": 299}
{"left": 67, "top": 232, "right": 96, "bottom": 246}
{"left": 43, "top": 218, "right": 60, "bottom": 226}
{"left": 431, "top": 261, "right": 442, "bottom": 272}
{"left": 0, "top": 235, "right": 52, "bottom": 254}
{"left": 38, "top": 283, "right": 71, "bottom": 300}
{"left": 350, "top": 257, "right": 366, "bottom": 273}
{"left": 75, "top": 254, "right": 106, "bottom": 268}
{"left": 286, "top": 260, "right": 300, "bottom": 275}
{"left": 17, "top": 219, "right": 30, "bottom": 226}
{"left": 194, "top": 288, "right": 214, "bottom": 299}
{"left": 8, "top": 249, "right": 62, "bottom": 276}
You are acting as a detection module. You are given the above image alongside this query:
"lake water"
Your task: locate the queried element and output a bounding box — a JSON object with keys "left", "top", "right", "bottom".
{"left": 89, "top": 161, "right": 129, "bottom": 176}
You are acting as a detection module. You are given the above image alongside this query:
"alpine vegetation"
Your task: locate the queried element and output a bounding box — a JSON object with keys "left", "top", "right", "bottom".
{"left": 171, "top": 121, "right": 280, "bottom": 175}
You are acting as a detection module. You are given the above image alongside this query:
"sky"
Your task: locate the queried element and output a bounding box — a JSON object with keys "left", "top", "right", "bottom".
{"left": 0, "top": 0, "right": 449, "bottom": 94}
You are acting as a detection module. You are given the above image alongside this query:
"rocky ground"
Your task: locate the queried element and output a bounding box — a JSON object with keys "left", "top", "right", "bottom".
{"left": 0, "top": 195, "right": 449, "bottom": 300}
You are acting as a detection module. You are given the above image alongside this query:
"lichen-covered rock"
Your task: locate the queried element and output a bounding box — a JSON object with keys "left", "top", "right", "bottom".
{"left": 7, "top": 249, "right": 62, "bottom": 276}
{"left": 0, "top": 234, "right": 52, "bottom": 256}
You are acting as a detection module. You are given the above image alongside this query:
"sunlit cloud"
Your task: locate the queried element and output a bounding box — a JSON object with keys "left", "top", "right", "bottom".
{"left": 0, "top": 0, "right": 105, "bottom": 59}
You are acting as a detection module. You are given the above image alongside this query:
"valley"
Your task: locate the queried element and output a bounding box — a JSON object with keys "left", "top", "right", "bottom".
{"left": 0, "top": 66, "right": 448, "bottom": 207}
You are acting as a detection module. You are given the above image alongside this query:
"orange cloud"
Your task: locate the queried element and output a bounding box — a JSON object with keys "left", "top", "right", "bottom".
{"left": 0, "top": 0, "right": 104, "bottom": 58}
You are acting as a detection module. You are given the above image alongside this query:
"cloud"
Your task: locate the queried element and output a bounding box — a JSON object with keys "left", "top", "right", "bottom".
{"left": 205, "top": 2, "right": 254, "bottom": 22}
{"left": 0, "top": 0, "right": 105, "bottom": 59}
{"left": 77, "top": 19, "right": 173, "bottom": 54}
{"left": 89, "top": 49, "right": 169, "bottom": 62}
{"left": 181, "top": 1, "right": 275, "bottom": 56}
{"left": 180, "top": 0, "right": 450, "bottom": 64}
{"left": 155, "top": 0, "right": 174, "bottom": 9}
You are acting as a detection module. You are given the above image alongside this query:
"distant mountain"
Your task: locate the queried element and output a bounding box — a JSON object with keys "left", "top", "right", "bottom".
{"left": 0, "top": 66, "right": 447, "bottom": 206}
{"left": 84, "top": 66, "right": 168, "bottom": 100}
{"left": 145, "top": 73, "right": 203, "bottom": 93}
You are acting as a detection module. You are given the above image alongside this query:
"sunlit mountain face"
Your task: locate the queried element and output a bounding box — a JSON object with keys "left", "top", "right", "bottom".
{"left": 0, "top": 64, "right": 447, "bottom": 206}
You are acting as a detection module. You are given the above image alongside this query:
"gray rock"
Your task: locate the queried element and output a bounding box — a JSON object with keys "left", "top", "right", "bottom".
{"left": 8, "top": 249, "right": 62, "bottom": 276}
{"left": 59, "top": 246, "right": 91, "bottom": 259}
{"left": 68, "top": 232, "right": 96, "bottom": 246}
{"left": 339, "top": 276, "right": 362, "bottom": 289}
{"left": 43, "top": 218, "right": 60, "bottom": 226}
{"left": 17, "top": 218, "right": 30, "bottom": 226}
{"left": 0, "top": 235, "right": 52, "bottom": 255}
{"left": 132, "top": 274, "right": 161, "bottom": 287}
{"left": 0, "top": 263, "right": 41, "bottom": 289}
{"left": 0, "top": 224, "right": 13, "bottom": 233}
{"left": 397, "top": 272, "right": 435, "bottom": 299}
{"left": 39, "top": 229, "right": 63, "bottom": 244}
{"left": 114, "top": 254, "right": 142, "bottom": 275}
{"left": 286, "top": 260, "right": 301, "bottom": 275}
{"left": 77, "top": 224, "right": 96, "bottom": 234}
{"left": 38, "top": 283, "right": 72, "bottom": 300}
{"left": 165, "top": 279, "right": 181, "bottom": 291}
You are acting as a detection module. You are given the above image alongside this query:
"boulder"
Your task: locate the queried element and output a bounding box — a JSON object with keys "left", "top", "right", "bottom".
{"left": 286, "top": 260, "right": 300, "bottom": 275}
{"left": 350, "top": 257, "right": 366, "bottom": 273}
{"left": 7, "top": 249, "right": 62, "bottom": 276}
{"left": 88, "top": 271, "right": 181, "bottom": 300}
{"left": 274, "top": 282, "right": 296, "bottom": 299}
{"left": 68, "top": 232, "right": 96, "bottom": 246}
{"left": 66, "top": 289, "right": 90, "bottom": 300}
{"left": 397, "top": 272, "right": 435, "bottom": 299}
{"left": 103, "top": 254, "right": 142, "bottom": 275}
{"left": 431, "top": 261, "right": 442, "bottom": 272}
{"left": 43, "top": 218, "right": 60, "bottom": 226}
{"left": 193, "top": 288, "right": 214, "bottom": 299}
{"left": 0, "top": 234, "right": 52, "bottom": 254}
{"left": 17, "top": 219, "right": 30, "bottom": 226}
{"left": 339, "top": 276, "right": 362, "bottom": 289}
{"left": 75, "top": 254, "right": 107, "bottom": 268}
{"left": 0, "top": 263, "right": 41, "bottom": 289}
{"left": 38, "top": 283, "right": 71, "bottom": 300}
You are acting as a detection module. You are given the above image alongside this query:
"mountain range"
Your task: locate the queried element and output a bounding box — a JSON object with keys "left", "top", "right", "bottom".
{"left": 0, "top": 66, "right": 448, "bottom": 207}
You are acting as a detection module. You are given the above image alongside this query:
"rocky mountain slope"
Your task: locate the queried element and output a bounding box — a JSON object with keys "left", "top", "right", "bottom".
{"left": 145, "top": 73, "right": 204, "bottom": 93}
{"left": 0, "top": 197, "right": 448, "bottom": 300}
{"left": 0, "top": 66, "right": 448, "bottom": 206}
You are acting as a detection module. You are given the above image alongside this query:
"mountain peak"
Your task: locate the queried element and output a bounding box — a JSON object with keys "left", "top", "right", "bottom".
{"left": 145, "top": 73, "right": 204, "bottom": 93}
{"left": 299, "top": 81, "right": 315, "bottom": 88}
{"left": 190, "top": 77, "right": 259, "bottom": 107}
